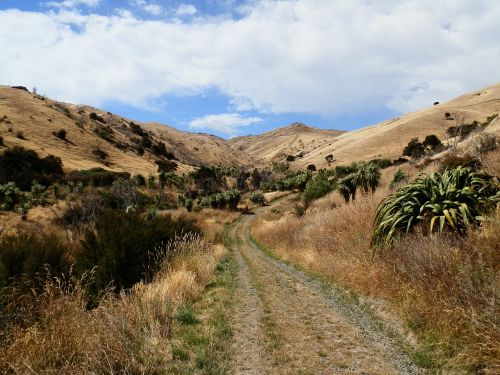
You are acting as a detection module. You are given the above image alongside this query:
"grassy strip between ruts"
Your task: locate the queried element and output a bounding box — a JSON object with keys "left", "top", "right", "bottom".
{"left": 164, "top": 225, "right": 236, "bottom": 375}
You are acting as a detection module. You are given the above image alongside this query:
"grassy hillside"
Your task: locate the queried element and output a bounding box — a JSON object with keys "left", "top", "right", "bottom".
{"left": 0, "top": 86, "right": 254, "bottom": 176}
{"left": 229, "top": 83, "right": 500, "bottom": 170}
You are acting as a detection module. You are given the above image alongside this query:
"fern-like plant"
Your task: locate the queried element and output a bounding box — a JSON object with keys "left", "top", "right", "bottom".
{"left": 372, "top": 167, "right": 499, "bottom": 247}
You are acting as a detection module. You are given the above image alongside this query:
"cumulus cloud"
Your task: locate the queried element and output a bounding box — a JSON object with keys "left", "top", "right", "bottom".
{"left": 1, "top": 0, "right": 499, "bottom": 118}
{"left": 130, "top": 0, "right": 163, "bottom": 16}
{"left": 174, "top": 4, "right": 197, "bottom": 17}
{"left": 189, "top": 113, "right": 262, "bottom": 135}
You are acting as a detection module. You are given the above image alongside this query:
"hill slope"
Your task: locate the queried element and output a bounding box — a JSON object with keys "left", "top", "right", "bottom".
{"left": 0, "top": 85, "right": 254, "bottom": 175}
{"left": 229, "top": 83, "right": 500, "bottom": 169}
{"left": 229, "top": 122, "right": 344, "bottom": 166}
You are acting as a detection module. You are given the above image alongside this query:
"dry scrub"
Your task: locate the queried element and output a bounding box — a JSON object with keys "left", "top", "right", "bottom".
{"left": 252, "top": 162, "right": 499, "bottom": 373}
{"left": 0, "top": 234, "right": 227, "bottom": 374}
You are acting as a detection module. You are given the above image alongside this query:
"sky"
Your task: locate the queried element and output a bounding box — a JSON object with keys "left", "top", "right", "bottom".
{"left": 0, "top": 1, "right": 499, "bottom": 138}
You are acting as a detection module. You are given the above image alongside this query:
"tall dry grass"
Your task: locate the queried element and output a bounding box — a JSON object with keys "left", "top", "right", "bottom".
{"left": 0, "top": 234, "right": 226, "bottom": 374}
{"left": 252, "top": 161, "right": 499, "bottom": 372}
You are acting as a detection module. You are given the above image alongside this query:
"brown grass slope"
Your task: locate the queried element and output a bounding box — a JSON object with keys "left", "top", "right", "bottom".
{"left": 0, "top": 85, "right": 254, "bottom": 175}
{"left": 230, "top": 83, "right": 500, "bottom": 169}
{"left": 229, "top": 122, "right": 345, "bottom": 166}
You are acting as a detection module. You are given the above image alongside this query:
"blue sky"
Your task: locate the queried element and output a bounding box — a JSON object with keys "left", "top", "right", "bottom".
{"left": 1, "top": 1, "right": 499, "bottom": 138}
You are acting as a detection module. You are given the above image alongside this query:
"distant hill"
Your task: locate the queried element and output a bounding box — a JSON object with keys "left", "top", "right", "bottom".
{"left": 1, "top": 83, "right": 499, "bottom": 175}
{"left": 228, "top": 122, "right": 344, "bottom": 166}
{"left": 0, "top": 85, "right": 255, "bottom": 176}
{"left": 229, "top": 83, "right": 500, "bottom": 169}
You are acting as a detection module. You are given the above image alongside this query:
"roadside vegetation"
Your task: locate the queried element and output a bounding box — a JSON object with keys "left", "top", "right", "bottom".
{"left": 252, "top": 136, "right": 499, "bottom": 373}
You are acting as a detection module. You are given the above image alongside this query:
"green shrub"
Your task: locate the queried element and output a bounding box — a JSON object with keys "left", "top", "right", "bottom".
{"left": 403, "top": 138, "right": 426, "bottom": 159}
{"left": 302, "top": 174, "right": 332, "bottom": 207}
{"left": 0, "top": 147, "right": 64, "bottom": 190}
{"left": 75, "top": 210, "right": 199, "bottom": 295}
{"left": 249, "top": 192, "right": 266, "bottom": 206}
{"left": 372, "top": 167, "right": 500, "bottom": 247}
{"left": 198, "top": 190, "right": 241, "bottom": 211}
{"left": 0, "top": 182, "right": 23, "bottom": 210}
{"left": 65, "top": 168, "right": 130, "bottom": 187}
{"left": 422, "top": 134, "right": 443, "bottom": 151}
{"left": 370, "top": 158, "right": 392, "bottom": 169}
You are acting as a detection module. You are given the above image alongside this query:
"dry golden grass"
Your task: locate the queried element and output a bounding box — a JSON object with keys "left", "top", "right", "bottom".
{"left": 0, "top": 234, "right": 227, "bottom": 374}
{"left": 252, "top": 158, "right": 500, "bottom": 372}
{"left": 230, "top": 83, "right": 500, "bottom": 170}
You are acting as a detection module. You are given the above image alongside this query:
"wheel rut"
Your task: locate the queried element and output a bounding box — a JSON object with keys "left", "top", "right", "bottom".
{"left": 229, "top": 206, "right": 423, "bottom": 375}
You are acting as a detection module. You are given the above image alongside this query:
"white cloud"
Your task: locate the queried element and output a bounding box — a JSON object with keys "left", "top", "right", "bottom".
{"left": 175, "top": 4, "right": 197, "bottom": 17}
{"left": 44, "top": 0, "right": 100, "bottom": 9}
{"left": 189, "top": 113, "right": 262, "bottom": 135}
{"left": 1, "top": 0, "right": 499, "bottom": 120}
{"left": 130, "top": 0, "right": 163, "bottom": 16}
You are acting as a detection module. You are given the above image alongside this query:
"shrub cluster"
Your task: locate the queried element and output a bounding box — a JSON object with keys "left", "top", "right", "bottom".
{"left": 66, "top": 168, "right": 130, "bottom": 187}
{"left": 76, "top": 210, "right": 199, "bottom": 296}
{"left": 198, "top": 190, "right": 241, "bottom": 210}
{"left": 0, "top": 147, "right": 63, "bottom": 190}
{"left": 249, "top": 192, "right": 266, "bottom": 206}
{"left": 302, "top": 174, "right": 333, "bottom": 207}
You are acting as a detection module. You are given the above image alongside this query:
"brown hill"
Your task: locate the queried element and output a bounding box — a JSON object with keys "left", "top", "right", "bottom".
{"left": 229, "top": 83, "right": 500, "bottom": 169}
{"left": 0, "top": 85, "right": 254, "bottom": 176}
{"left": 229, "top": 122, "right": 345, "bottom": 165}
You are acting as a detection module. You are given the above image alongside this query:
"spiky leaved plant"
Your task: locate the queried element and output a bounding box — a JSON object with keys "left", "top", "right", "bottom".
{"left": 389, "top": 169, "right": 408, "bottom": 189}
{"left": 336, "top": 162, "right": 381, "bottom": 203}
{"left": 372, "top": 167, "right": 499, "bottom": 247}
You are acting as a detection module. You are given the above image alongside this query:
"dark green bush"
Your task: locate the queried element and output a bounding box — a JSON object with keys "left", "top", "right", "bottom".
{"left": 422, "top": 134, "right": 443, "bottom": 151}
{"left": 65, "top": 168, "right": 130, "bottom": 187}
{"left": 198, "top": 190, "right": 241, "bottom": 211}
{"left": 370, "top": 158, "right": 392, "bottom": 169}
{"left": 53, "top": 129, "right": 67, "bottom": 140}
{"left": 249, "top": 192, "right": 266, "bottom": 206}
{"left": 89, "top": 112, "right": 105, "bottom": 123}
{"left": 403, "top": 138, "right": 426, "bottom": 159}
{"left": 75, "top": 210, "right": 199, "bottom": 295}
{"left": 0, "top": 147, "right": 63, "bottom": 190}
{"left": 0, "top": 182, "right": 23, "bottom": 210}
{"left": 307, "top": 164, "right": 316, "bottom": 172}
{"left": 302, "top": 174, "right": 332, "bottom": 207}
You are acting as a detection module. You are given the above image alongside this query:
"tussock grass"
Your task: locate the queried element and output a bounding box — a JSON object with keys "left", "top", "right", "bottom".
{"left": 253, "top": 158, "right": 500, "bottom": 373}
{"left": 0, "top": 234, "right": 227, "bottom": 374}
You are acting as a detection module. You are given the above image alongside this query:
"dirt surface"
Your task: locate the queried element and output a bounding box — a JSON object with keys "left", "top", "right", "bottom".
{"left": 229, "top": 206, "right": 424, "bottom": 375}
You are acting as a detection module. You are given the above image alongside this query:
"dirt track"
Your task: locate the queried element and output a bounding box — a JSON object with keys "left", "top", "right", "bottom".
{"left": 229, "top": 206, "right": 424, "bottom": 375}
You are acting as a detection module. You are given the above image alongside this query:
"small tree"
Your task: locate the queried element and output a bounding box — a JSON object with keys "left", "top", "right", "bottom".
{"left": 423, "top": 134, "right": 443, "bottom": 151}
{"left": 325, "top": 154, "right": 334, "bottom": 165}
{"left": 54, "top": 128, "right": 67, "bottom": 140}
{"left": 402, "top": 138, "right": 425, "bottom": 159}
{"left": 307, "top": 164, "right": 316, "bottom": 172}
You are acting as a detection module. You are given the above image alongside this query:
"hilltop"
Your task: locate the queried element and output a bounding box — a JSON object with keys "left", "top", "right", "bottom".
{"left": 229, "top": 82, "right": 500, "bottom": 169}
{"left": 0, "top": 85, "right": 255, "bottom": 176}
{"left": 1, "top": 82, "right": 499, "bottom": 175}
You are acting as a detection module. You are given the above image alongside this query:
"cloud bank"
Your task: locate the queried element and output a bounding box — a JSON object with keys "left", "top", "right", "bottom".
{"left": 1, "top": 0, "right": 499, "bottom": 126}
{"left": 189, "top": 113, "right": 262, "bottom": 136}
